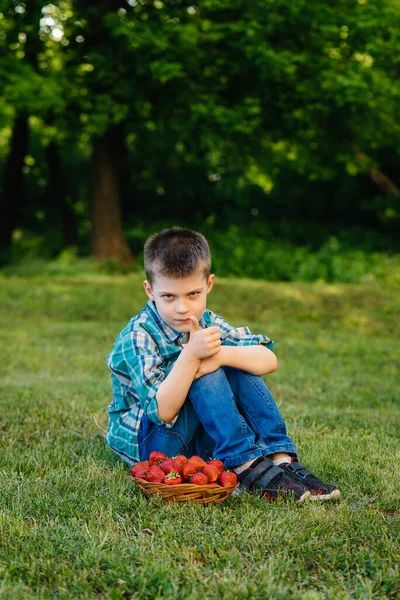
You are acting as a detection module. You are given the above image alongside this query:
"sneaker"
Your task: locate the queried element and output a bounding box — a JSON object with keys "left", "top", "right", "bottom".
{"left": 236, "top": 457, "right": 310, "bottom": 502}
{"left": 282, "top": 459, "right": 341, "bottom": 500}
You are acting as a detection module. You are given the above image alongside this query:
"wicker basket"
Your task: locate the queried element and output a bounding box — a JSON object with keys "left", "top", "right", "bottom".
{"left": 131, "top": 476, "right": 238, "bottom": 504}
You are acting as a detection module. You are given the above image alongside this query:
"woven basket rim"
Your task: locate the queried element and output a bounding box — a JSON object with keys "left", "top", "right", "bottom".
{"left": 131, "top": 476, "right": 239, "bottom": 503}
{"left": 132, "top": 476, "right": 238, "bottom": 493}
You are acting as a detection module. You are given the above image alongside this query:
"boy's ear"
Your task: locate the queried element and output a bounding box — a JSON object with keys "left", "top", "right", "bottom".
{"left": 143, "top": 280, "right": 154, "bottom": 300}
{"left": 206, "top": 274, "right": 215, "bottom": 294}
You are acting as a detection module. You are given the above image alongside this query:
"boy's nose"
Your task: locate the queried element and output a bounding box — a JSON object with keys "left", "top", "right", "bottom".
{"left": 176, "top": 303, "right": 189, "bottom": 314}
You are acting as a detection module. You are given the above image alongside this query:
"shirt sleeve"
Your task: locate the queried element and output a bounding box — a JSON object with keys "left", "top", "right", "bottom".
{"left": 212, "top": 313, "right": 274, "bottom": 351}
{"left": 106, "top": 328, "right": 176, "bottom": 427}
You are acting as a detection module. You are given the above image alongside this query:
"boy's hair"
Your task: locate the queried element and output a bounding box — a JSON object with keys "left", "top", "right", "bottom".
{"left": 144, "top": 227, "right": 211, "bottom": 284}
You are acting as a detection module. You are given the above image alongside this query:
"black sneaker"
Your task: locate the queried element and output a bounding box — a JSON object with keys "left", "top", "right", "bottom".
{"left": 236, "top": 457, "right": 310, "bottom": 502}
{"left": 282, "top": 459, "right": 341, "bottom": 501}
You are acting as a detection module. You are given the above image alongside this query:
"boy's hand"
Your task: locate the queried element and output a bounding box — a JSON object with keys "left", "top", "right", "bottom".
{"left": 183, "top": 316, "right": 221, "bottom": 360}
{"left": 193, "top": 353, "right": 222, "bottom": 380}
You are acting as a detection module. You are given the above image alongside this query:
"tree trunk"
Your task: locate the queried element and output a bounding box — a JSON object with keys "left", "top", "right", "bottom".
{"left": 0, "top": 113, "right": 29, "bottom": 259}
{"left": 91, "top": 126, "right": 133, "bottom": 267}
{"left": 45, "top": 140, "right": 78, "bottom": 247}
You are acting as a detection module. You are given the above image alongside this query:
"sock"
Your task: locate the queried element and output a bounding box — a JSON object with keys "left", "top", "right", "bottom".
{"left": 233, "top": 458, "right": 259, "bottom": 475}
{"left": 272, "top": 455, "right": 293, "bottom": 467}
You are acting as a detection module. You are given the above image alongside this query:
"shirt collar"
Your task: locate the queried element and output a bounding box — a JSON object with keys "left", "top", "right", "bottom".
{"left": 145, "top": 299, "right": 207, "bottom": 343}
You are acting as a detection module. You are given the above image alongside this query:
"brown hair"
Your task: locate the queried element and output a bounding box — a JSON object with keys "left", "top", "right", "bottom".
{"left": 144, "top": 227, "right": 211, "bottom": 284}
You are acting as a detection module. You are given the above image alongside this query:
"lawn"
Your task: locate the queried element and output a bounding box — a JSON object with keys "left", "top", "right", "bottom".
{"left": 0, "top": 273, "right": 399, "bottom": 599}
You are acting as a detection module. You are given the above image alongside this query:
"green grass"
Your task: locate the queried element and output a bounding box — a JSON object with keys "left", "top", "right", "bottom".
{"left": 0, "top": 273, "right": 399, "bottom": 599}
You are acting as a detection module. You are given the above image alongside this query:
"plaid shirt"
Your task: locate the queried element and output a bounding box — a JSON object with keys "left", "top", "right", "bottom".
{"left": 106, "top": 300, "right": 274, "bottom": 465}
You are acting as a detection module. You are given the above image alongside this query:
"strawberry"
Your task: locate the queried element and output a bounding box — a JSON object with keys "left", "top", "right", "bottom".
{"left": 149, "top": 451, "right": 168, "bottom": 465}
{"left": 173, "top": 454, "right": 188, "bottom": 471}
{"left": 164, "top": 471, "right": 183, "bottom": 485}
{"left": 218, "top": 471, "right": 238, "bottom": 487}
{"left": 208, "top": 459, "right": 224, "bottom": 474}
{"left": 130, "top": 460, "right": 150, "bottom": 479}
{"left": 190, "top": 472, "right": 208, "bottom": 486}
{"left": 188, "top": 455, "right": 207, "bottom": 470}
{"left": 182, "top": 462, "right": 198, "bottom": 481}
{"left": 160, "top": 458, "right": 180, "bottom": 474}
{"left": 145, "top": 464, "right": 165, "bottom": 483}
{"left": 202, "top": 464, "right": 219, "bottom": 483}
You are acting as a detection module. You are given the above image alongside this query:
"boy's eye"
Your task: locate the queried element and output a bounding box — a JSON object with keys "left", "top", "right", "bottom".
{"left": 161, "top": 292, "right": 199, "bottom": 299}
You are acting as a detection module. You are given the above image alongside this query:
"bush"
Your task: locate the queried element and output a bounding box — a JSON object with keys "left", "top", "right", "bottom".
{"left": 2, "top": 223, "right": 399, "bottom": 285}
{"left": 206, "top": 228, "right": 399, "bottom": 284}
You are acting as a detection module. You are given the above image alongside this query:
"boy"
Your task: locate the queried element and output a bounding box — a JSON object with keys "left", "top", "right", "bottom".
{"left": 106, "top": 227, "right": 340, "bottom": 501}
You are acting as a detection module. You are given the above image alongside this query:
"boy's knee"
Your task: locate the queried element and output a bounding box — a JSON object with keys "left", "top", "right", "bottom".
{"left": 225, "top": 366, "right": 262, "bottom": 381}
{"left": 190, "top": 367, "right": 226, "bottom": 390}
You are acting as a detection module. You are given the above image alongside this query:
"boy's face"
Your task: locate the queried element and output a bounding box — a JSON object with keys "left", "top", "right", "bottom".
{"left": 143, "top": 266, "right": 215, "bottom": 333}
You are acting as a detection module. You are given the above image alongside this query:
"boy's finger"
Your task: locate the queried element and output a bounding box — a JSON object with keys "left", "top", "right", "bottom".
{"left": 210, "top": 332, "right": 221, "bottom": 341}
{"left": 189, "top": 316, "right": 201, "bottom": 331}
{"left": 208, "top": 326, "right": 220, "bottom": 334}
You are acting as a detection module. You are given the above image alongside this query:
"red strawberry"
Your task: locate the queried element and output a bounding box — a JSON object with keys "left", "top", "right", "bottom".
{"left": 164, "top": 472, "right": 183, "bottom": 485}
{"left": 182, "top": 462, "right": 198, "bottom": 481}
{"left": 202, "top": 464, "right": 219, "bottom": 483}
{"left": 160, "top": 458, "right": 180, "bottom": 474}
{"left": 188, "top": 455, "right": 207, "bottom": 470}
{"left": 145, "top": 464, "right": 165, "bottom": 483}
{"left": 208, "top": 459, "right": 224, "bottom": 474}
{"left": 190, "top": 472, "right": 208, "bottom": 486}
{"left": 218, "top": 471, "right": 238, "bottom": 487}
{"left": 149, "top": 451, "right": 168, "bottom": 465}
{"left": 173, "top": 454, "right": 188, "bottom": 471}
{"left": 130, "top": 460, "right": 149, "bottom": 479}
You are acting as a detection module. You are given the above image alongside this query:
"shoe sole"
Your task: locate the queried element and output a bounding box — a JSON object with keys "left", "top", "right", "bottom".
{"left": 268, "top": 490, "right": 312, "bottom": 502}
{"left": 298, "top": 490, "right": 311, "bottom": 502}
{"left": 234, "top": 488, "right": 312, "bottom": 502}
{"left": 309, "top": 488, "right": 341, "bottom": 501}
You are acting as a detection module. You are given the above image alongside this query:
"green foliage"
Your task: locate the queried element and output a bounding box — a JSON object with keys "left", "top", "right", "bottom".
{"left": 3, "top": 223, "right": 399, "bottom": 286}
{"left": 125, "top": 222, "right": 399, "bottom": 285}
{"left": 208, "top": 230, "right": 400, "bottom": 285}
{"left": 2, "top": 62, "right": 65, "bottom": 114}
{"left": 1, "top": 0, "right": 400, "bottom": 258}
{"left": 0, "top": 275, "right": 399, "bottom": 598}
{"left": 7, "top": 228, "right": 62, "bottom": 262}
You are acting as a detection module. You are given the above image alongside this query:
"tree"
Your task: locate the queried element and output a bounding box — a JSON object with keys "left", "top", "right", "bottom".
{"left": 63, "top": 0, "right": 134, "bottom": 266}
{"left": 0, "top": 1, "right": 42, "bottom": 257}
{"left": 1, "top": 0, "right": 399, "bottom": 265}
{"left": 0, "top": 0, "right": 66, "bottom": 259}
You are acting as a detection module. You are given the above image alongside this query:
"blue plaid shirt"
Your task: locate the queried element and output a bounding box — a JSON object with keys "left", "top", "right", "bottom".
{"left": 106, "top": 300, "right": 274, "bottom": 465}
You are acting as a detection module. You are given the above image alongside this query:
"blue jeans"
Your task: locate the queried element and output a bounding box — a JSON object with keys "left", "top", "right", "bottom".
{"left": 138, "top": 367, "right": 296, "bottom": 467}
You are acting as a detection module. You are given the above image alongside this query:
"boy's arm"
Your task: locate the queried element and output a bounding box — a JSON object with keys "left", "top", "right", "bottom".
{"left": 194, "top": 345, "right": 277, "bottom": 380}
{"left": 156, "top": 317, "right": 221, "bottom": 423}
{"left": 221, "top": 345, "right": 278, "bottom": 375}
{"left": 155, "top": 349, "right": 200, "bottom": 423}
{"left": 193, "top": 312, "right": 277, "bottom": 379}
